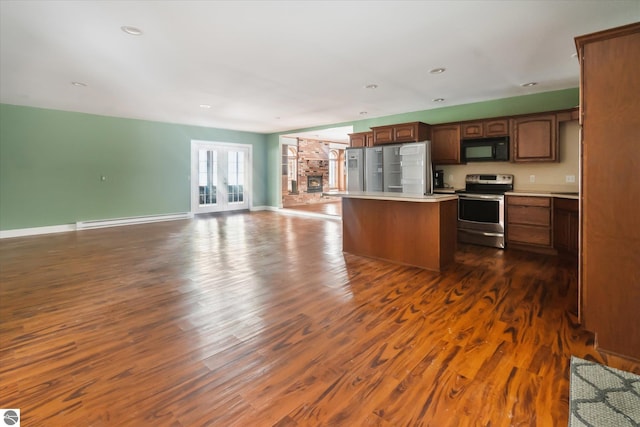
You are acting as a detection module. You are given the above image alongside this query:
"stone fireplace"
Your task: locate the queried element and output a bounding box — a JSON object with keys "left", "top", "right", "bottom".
{"left": 307, "top": 175, "right": 323, "bottom": 193}
{"left": 282, "top": 138, "right": 333, "bottom": 207}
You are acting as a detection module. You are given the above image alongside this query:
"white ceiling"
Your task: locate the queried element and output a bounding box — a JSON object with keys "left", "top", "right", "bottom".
{"left": 1, "top": 1, "right": 638, "bottom": 141}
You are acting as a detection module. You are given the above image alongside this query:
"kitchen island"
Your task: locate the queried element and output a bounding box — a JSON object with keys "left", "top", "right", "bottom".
{"left": 332, "top": 192, "right": 458, "bottom": 272}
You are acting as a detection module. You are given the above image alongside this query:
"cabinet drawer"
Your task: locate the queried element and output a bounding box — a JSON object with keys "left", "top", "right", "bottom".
{"left": 508, "top": 205, "right": 551, "bottom": 226}
{"left": 507, "top": 196, "right": 551, "bottom": 207}
{"left": 508, "top": 224, "right": 552, "bottom": 246}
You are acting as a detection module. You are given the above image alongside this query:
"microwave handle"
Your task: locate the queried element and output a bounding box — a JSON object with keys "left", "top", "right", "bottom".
{"left": 492, "top": 145, "right": 496, "bottom": 157}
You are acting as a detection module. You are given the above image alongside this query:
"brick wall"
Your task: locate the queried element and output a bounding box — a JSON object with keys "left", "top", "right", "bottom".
{"left": 283, "top": 138, "right": 331, "bottom": 206}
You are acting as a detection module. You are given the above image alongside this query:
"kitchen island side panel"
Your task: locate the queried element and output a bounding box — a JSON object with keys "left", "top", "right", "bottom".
{"left": 341, "top": 198, "right": 457, "bottom": 272}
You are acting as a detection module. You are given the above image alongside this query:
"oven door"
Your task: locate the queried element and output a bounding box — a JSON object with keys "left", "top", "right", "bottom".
{"left": 457, "top": 193, "right": 504, "bottom": 234}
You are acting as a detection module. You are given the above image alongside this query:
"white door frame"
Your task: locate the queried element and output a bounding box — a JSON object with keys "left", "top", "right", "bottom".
{"left": 190, "top": 140, "right": 252, "bottom": 214}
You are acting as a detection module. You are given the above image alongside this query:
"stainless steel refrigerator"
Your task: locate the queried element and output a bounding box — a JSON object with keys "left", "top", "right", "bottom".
{"left": 346, "top": 147, "right": 364, "bottom": 192}
{"left": 382, "top": 144, "right": 403, "bottom": 193}
{"left": 364, "top": 146, "right": 383, "bottom": 192}
{"left": 399, "top": 141, "right": 433, "bottom": 195}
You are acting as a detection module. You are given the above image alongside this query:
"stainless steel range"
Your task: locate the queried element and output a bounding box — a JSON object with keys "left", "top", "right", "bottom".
{"left": 457, "top": 174, "right": 514, "bottom": 248}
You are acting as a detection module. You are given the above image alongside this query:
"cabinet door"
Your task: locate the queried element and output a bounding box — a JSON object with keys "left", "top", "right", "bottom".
{"left": 554, "top": 209, "right": 571, "bottom": 251}
{"left": 372, "top": 126, "right": 394, "bottom": 145}
{"left": 394, "top": 123, "right": 418, "bottom": 142}
{"left": 349, "top": 133, "right": 366, "bottom": 148}
{"left": 431, "top": 125, "right": 461, "bottom": 164}
{"left": 365, "top": 132, "right": 374, "bottom": 147}
{"left": 485, "top": 119, "right": 509, "bottom": 137}
{"left": 554, "top": 198, "right": 579, "bottom": 255}
{"left": 461, "top": 122, "right": 483, "bottom": 139}
{"left": 511, "top": 114, "right": 558, "bottom": 162}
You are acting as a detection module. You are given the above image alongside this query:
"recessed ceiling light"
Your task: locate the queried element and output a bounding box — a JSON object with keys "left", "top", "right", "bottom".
{"left": 429, "top": 68, "right": 446, "bottom": 74}
{"left": 199, "top": 104, "right": 211, "bottom": 109}
{"left": 359, "top": 111, "right": 368, "bottom": 115}
{"left": 521, "top": 82, "right": 538, "bottom": 87}
{"left": 432, "top": 98, "right": 445, "bottom": 102}
{"left": 71, "top": 81, "right": 87, "bottom": 87}
{"left": 364, "top": 84, "right": 378, "bottom": 89}
{"left": 121, "top": 26, "right": 143, "bottom": 36}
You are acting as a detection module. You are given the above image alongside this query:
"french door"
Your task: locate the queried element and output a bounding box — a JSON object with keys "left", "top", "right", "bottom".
{"left": 191, "top": 141, "right": 251, "bottom": 214}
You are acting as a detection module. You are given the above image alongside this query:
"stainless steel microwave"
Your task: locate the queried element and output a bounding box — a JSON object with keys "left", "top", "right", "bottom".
{"left": 461, "top": 137, "right": 510, "bottom": 162}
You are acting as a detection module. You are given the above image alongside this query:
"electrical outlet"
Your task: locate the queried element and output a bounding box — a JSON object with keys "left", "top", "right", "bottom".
{"left": 529, "top": 175, "right": 536, "bottom": 183}
{"left": 566, "top": 175, "right": 576, "bottom": 183}
{"left": 448, "top": 174, "right": 454, "bottom": 182}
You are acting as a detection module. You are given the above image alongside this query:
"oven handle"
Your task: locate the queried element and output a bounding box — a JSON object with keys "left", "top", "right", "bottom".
{"left": 458, "top": 194, "right": 504, "bottom": 201}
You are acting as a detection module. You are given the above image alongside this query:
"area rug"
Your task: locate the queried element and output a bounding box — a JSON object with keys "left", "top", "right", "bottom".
{"left": 569, "top": 356, "right": 640, "bottom": 427}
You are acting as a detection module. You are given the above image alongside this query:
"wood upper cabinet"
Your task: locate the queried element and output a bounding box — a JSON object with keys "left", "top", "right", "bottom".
{"left": 461, "top": 119, "right": 509, "bottom": 139}
{"left": 506, "top": 196, "right": 553, "bottom": 252}
{"left": 349, "top": 131, "right": 373, "bottom": 148}
{"left": 485, "top": 119, "right": 510, "bottom": 136}
{"left": 431, "top": 124, "right": 461, "bottom": 165}
{"left": 510, "top": 114, "right": 558, "bottom": 162}
{"left": 371, "top": 122, "right": 431, "bottom": 145}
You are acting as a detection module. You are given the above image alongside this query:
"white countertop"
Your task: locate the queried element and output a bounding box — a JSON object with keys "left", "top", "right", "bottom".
{"left": 506, "top": 190, "right": 579, "bottom": 200}
{"left": 325, "top": 190, "right": 578, "bottom": 201}
{"left": 324, "top": 191, "right": 458, "bottom": 202}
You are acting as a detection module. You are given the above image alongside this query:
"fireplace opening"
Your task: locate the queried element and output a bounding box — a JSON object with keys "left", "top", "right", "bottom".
{"left": 307, "top": 175, "right": 323, "bottom": 193}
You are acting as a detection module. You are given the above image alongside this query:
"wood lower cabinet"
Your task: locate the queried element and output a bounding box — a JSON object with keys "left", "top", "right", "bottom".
{"left": 461, "top": 119, "right": 509, "bottom": 139}
{"left": 349, "top": 131, "right": 373, "bottom": 148}
{"left": 342, "top": 197, "right": 457, "bottom": 272}
{"left": 576, "top": 22, "right": 640, "bottom": 359}
{"left": 511, "top": 114, "right": 558, "bottom": 162}
{"left": 371, "top": 122, "right": 431, "bottom": 145}
{"left": 431, "top": 124, "right": 461, "bottom": 165}
{"left": 554, "top": 198, "right": 578, "bottom": 256}
{"left": 506, "top": 196, "right": 554, "bottom": 253}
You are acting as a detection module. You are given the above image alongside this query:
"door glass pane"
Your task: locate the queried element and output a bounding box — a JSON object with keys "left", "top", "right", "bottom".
{"left": 227, "top": 150, "right": 245, "bottom": 204}
{"left": 329, "top": 150, "right": 338, "bottom": 189}
{"left": 198, "top": 149, "right": 217, "bottom": 206}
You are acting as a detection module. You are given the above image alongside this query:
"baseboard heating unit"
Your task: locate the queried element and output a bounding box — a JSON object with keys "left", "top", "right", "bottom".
{"left": 76, "top": 212, "right": 192, "bottom": 230}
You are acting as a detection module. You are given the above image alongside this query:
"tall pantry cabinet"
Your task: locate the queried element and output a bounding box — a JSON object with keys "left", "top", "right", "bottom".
{"left": 575, "top": 23, "right": 640, "bottom": 360}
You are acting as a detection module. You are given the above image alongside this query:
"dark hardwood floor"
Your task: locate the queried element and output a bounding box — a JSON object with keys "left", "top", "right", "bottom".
{"left": 1, "top": 211, "right": 638, "bottom": 426}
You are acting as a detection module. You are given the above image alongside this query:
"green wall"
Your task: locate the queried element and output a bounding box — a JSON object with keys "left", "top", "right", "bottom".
{"left": 0, "top": 104, "right": 267, "bottom": 231}
{"left": 1, "top": 88, "right": 580, "bottom": 230}
{"left": 265, "top": 88, "right": 579, "bottom": 206}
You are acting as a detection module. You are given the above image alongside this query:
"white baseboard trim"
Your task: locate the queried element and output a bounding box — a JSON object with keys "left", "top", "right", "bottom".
{"left": 1, "top": 212, "right": 193, "bottom": 238}
{"left": 249, "top": 205, "right": 277, "bottom": 212}
{"left": 0, "top": 224, "right": 76, "bottom": 239}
